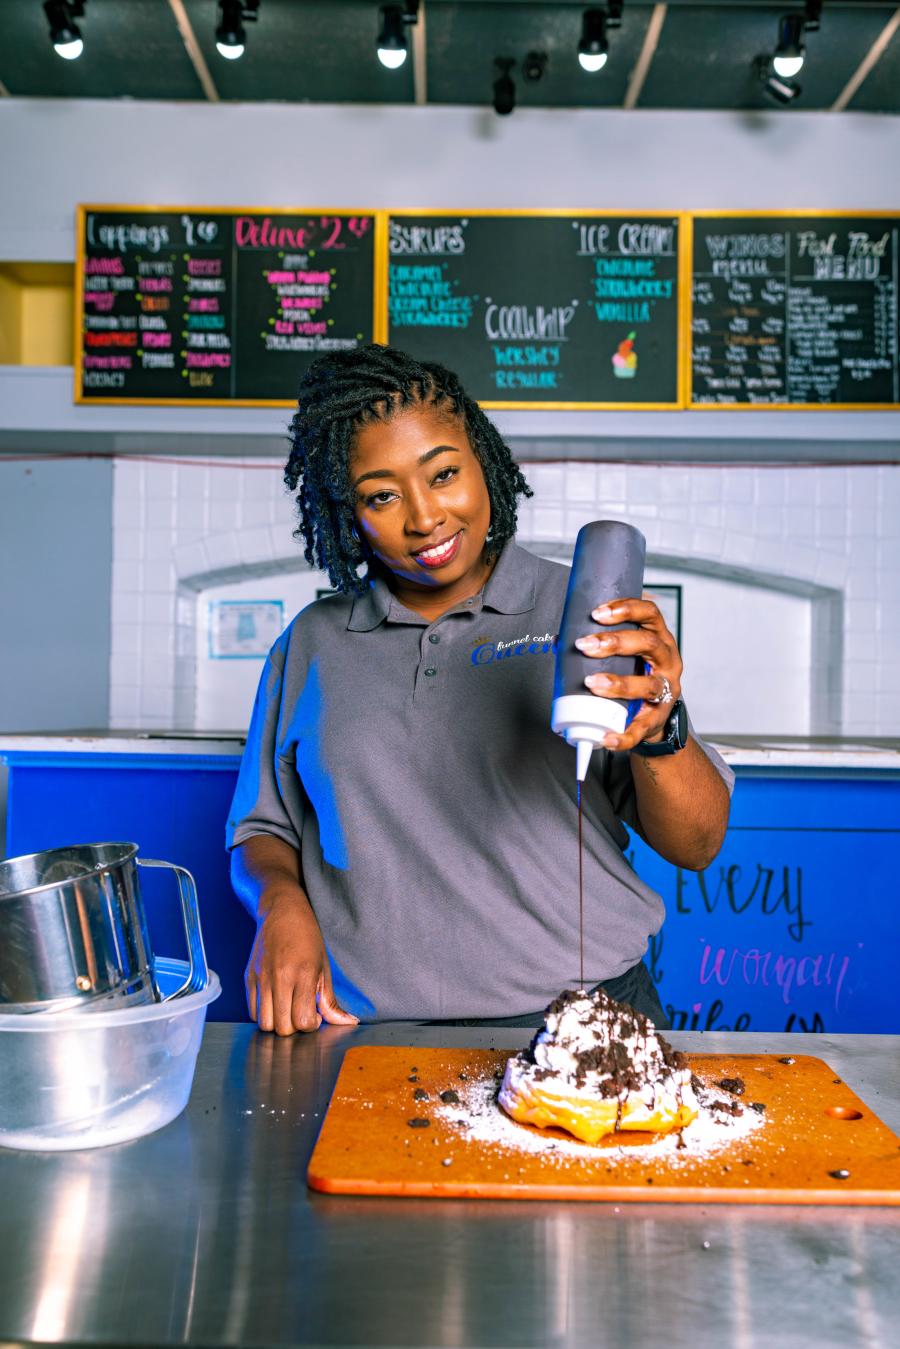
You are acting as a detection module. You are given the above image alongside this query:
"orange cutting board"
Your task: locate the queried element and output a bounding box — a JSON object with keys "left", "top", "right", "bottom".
{"left": 307, "top": 1047, "right": 900, "bottom": 1205}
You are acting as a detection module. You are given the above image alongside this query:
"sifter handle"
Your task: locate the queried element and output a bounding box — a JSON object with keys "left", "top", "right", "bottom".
{"left": 137, "top": 858, "right": 209, "bottom": 999}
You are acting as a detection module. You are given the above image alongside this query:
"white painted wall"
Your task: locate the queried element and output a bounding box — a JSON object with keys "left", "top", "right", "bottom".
{"left": 109, "top": 453, "right": 899, "bottom": 738}
{"left": 644, "top": 568, "right": 811, "bottom": 736}
{"left": 4, "top": 100, "right": 900, "bottom": 265}
{"left": 189, "top": 555, "right": 812, "bottom": 736}
{"left": 195, "top": 569, "right": 327, "bottom": 731}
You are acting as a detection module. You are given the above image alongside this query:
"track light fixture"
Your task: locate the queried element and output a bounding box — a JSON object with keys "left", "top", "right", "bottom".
{"left": 377, "top": 2, "right": 419, "bottom": 70}
{"left": 772, "top": 14, "right": 805, "bottom": 78}
{"left": 772, "top": 2, "right": 820, "bottom": 79}
{"left": 578, "top": 10, "right": 608, "bottom": 73}
{"left": 493, "top": 58, "right": 516, "bottom": 116}
{"left": 44, "top": 0, "right": 85, "bottom": 61}
{"left": 215, "top": 0, "right": 259, "bottom": 61}
{"left": 754, "top": 54, "right": 801, "bottom": 105}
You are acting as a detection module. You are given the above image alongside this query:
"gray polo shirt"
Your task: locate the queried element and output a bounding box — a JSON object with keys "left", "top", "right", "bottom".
{"left": 227, "top": 540, "right": 733, "bottom": 1021}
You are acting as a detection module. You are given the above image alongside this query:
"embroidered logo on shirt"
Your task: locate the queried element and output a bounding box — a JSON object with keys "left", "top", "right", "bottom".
{"left": 470, "top": 632, "right": 558, "bottom": 666}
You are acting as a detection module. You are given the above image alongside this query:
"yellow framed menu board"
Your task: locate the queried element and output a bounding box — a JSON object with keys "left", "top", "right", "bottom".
{"left": 386, "top": 209, "right": 688, "bottom": 409}
{"left": 74, "top": 204, "right": 383, "bottom": 406}
{"left": 689, "top": 211, "right": 900, "bottom": 409}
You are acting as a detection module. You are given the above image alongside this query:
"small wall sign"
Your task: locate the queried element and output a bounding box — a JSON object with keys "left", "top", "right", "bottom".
{"left": 208, "top": 600, "right": 284, "bottom": 659}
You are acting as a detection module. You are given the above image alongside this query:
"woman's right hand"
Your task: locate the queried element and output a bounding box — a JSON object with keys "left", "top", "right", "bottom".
{"left": 245, "top": 889, "right": 359, "bottom": 1034}
{"left": 232, "top": 832, "right": 360, "bottom": 1037}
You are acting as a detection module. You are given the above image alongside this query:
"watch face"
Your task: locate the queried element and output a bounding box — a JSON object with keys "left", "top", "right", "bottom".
{"left": 674, "top": 699, "right": 688, "bottom": 746}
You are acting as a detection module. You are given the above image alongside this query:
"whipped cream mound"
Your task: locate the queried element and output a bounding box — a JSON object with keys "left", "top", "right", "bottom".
{"left": 499, "top": 986, "right": 697, "bottom": 1122}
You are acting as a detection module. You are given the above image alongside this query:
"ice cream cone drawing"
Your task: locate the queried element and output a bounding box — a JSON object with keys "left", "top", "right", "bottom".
{"left": 612, "top": 332, "right": 638, "bottom": 379}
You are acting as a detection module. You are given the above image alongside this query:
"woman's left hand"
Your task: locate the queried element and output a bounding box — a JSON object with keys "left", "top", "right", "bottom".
{"left": 574, "top": 598, "right": 683, "bottom": 751}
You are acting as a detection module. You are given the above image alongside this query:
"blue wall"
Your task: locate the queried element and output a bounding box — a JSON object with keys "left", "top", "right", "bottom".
{"left": 2, "top": 751, "right": 898, "bottom": 1032}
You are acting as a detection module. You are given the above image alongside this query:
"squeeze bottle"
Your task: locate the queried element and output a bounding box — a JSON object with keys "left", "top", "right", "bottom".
{"left": 551, "top": 520, "right": 647, "bottom": 782}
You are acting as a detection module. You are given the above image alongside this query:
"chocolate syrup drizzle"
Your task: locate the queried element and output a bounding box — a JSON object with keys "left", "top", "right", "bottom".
{"left": 577, "top": 781, "right": 585, "bottom": 992}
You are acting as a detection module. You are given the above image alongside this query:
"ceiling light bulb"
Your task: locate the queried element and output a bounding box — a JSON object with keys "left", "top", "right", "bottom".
{"left": 772, "top": 52, "right": 803, "bottom": 78}
{"left": 773, "top": 14, "right": 805, "bottom": 78}
{"left": 578, "top": 8, "right": 608, "bottom": 73}
{"left": 377, "top": 46, "right": 407, "bottom": 69}
{"left": 578, "top": 50, "right": 607, "bottom": 72}
{"left": 44, "top": 1, "right": 84, "bottom": 58}
{"left": 54, "top": 36, "right": 83, "bottom": 59}
{"left": 377, "top": 6, "right": 408, "bottom": 70}
{"left": 215, "top": 0, "right": 252, "bottom": 59}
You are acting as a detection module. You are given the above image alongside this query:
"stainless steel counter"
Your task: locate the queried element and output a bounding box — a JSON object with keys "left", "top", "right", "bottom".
{"left": 0, "top": 1024, "right": 898, "bottom": 1349}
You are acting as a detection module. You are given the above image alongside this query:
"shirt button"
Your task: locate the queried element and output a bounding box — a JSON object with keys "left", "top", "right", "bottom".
{"left": 424, "top": 667, "right": 437, "bottom": 677}
{"left": 428, "top": 633, "right": 440, "bottom": 644}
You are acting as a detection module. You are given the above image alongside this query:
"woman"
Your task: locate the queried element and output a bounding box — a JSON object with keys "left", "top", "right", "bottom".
{"left": 228, "top": 345, "right": 732, "bottom": 1034}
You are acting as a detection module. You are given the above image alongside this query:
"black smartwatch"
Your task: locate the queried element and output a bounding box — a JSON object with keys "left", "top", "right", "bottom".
{"left": 631, "top": 699, "right": 688, "bottom": 757}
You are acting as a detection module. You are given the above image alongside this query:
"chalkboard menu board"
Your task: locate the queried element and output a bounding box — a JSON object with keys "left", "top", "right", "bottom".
{"left": 690, "top": 213, "right": 900, "bottom": 407}
{"left": 386, "top": 212, "right": 683, "bottom": 407}
{"left": 75, "top": 206, "right": 378, "bottom": 405}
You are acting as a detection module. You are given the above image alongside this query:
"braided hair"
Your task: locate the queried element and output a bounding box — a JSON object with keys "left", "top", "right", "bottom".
{"left": 284, "top": 344, "right": 533, "bottom": 594}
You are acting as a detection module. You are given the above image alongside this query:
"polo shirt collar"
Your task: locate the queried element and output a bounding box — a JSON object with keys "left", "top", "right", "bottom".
{"left": 346, "top": 538, "right": 538, "bottom": 631}
{"left": 482, "top": 540, "right": 539, "bottom": 615}
{"left": 347, "top": 575, "right": 393, "bottom": 631}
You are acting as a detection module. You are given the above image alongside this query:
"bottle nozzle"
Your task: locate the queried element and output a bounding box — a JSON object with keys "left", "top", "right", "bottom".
{"left": 576, "top": 740, "right": 594, "bottom": 783}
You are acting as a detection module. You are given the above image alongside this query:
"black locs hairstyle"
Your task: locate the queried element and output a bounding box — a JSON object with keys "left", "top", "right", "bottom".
{"left": 284, "top": 344, "right": 533, "bottom": 594}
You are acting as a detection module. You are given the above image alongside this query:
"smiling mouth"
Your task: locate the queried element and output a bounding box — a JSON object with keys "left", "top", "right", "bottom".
{"left": 413, "top": 530, "right": 463, "bottom": 568}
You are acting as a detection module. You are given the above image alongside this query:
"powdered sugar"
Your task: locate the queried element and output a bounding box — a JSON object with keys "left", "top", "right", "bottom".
{"left": 434, "top": 1072, "right": 766, "bottom": 1168}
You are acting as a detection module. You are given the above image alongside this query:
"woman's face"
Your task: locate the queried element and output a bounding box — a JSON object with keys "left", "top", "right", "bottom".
{"left": 350, "top": 403, "right": 492, "bottom": 601}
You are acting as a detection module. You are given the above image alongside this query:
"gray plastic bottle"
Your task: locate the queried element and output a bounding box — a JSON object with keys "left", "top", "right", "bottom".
{"left": 551, "top": 520, "right": 647, "bottom": 781}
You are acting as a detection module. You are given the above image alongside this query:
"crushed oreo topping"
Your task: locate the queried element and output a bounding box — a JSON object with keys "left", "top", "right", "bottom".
{"left": 407, "top": 1117, "right": 430, "bottom": 1129}
{"left": 716, "top": 1077, "right": 745, "bottom": 1096}
{"left": 413, "top": 1088, "right": 429, "bottom": 1101}
{"left": 523, "top": 986, "right": 688, "bottom": 1097}
{"left": 439, "top": 1090, "right": 460, "bottom": 1105}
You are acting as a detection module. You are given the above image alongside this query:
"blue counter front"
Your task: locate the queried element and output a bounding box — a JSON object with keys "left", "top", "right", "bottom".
{"left": 630, "top": 771, "right": 898, "bottom": 1035}
{"left": 0, "top": 748, "right": 253, "bottom": 1022}
{"left": 1, "top": 744, "right": 898, "bottom": 1031}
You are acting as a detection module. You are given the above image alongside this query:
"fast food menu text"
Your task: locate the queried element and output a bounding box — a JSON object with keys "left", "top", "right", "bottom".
{"left": 691, "top": 215, "right": 900, "bottom": 406}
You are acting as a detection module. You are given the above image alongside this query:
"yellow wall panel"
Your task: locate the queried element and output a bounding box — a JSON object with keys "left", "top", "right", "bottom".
{"left": 21, "top": 283, "right": 74, "bottom": 365}
{"left": 0, "top": 270, "right": 23, "bottom": 363}
{"left": 0, "top": 263, "right": 74, "bottom": 365}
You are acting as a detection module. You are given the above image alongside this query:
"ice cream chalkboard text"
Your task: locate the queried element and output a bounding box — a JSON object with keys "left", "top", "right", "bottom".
{"left": 387, "top": 211, "right": 683, "bottom": 408}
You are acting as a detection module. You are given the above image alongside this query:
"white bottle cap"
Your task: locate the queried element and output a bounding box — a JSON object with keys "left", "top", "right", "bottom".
{"left": 551, "top": 694, "right": 629, "bottom": 782}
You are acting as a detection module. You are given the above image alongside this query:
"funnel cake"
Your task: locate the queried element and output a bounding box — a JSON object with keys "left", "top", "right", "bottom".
{"left": 498, "top": 987, "right": 698, "bottom": 1145}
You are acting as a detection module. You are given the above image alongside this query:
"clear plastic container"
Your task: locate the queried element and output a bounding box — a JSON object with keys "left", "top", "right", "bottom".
{"left": 0, "top": 958, "right": 221, "bottom": 1151}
